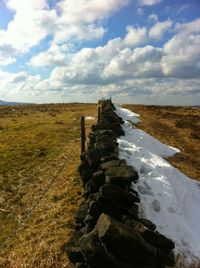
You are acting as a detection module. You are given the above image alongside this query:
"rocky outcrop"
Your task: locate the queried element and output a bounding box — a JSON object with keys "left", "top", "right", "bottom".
{"left": 65, "top": 99, "right": 175, "bottom": 268}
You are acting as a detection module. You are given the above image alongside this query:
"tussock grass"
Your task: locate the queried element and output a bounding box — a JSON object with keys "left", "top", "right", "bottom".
{"left": 0, "top": 103, "right": 97, "bottom": 267}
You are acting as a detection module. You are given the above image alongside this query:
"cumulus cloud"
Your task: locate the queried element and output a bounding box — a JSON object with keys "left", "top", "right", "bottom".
{"left": 43, "top": 40, "right": 163, "bottom": 88}
{"left": 29, "top": 44, "right": 69, "bottom": 67}
{"left": 53, "top": 0, "right": 130, "bottom": 44}
{"left": 162, "top": 18, "right": 200, "bottom": 78}
{"left": 31, "top": 18, "right": 200, "bottom": 87}
{"left": 124, "top": 26, "right": 147, "bottom": 47}
{"left": 27, "top": 17, "right": 200, "bottom": 105}
{"left": 1, "top": 1, "right": 57, "bottom": 52}
{"left": 0, "top": 69, "right": 42, "bottom": 101}
{"left": 149, "top": 20, "right": 173, "bottom": 39}
{"left": 56, "top": 0, "right": 129, "bottom": 24}
{"left": 1, "top": 2, "right": 199, "bottom": 105}
{"left": 1, "top": 0, "right": 130, "bottom": 54}
{"left": 103, "top": 46, "right": 163, "bottom": 79}
{"left": 138, "top": 0, "right": 162, "bottom": 6}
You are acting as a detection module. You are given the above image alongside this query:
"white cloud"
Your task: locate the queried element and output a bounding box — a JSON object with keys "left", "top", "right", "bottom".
{"left": 148, "top": 14, "right": 158, "bottom": 22}
{"left": 53, "top": 24, "right": 105, "bottom": 44}
{"left": 53, "top": 0, "right": 129, "bottom": 44}
{"left": 6, "top": 0, "right": 48, "bottom": 12}
{"left": 43, "top": 40, "right": 163, "bottom": 88}
{"left": 31, "top": 18, "right": 200, "bottom": 89}
{"left": 162, "top": 18, "right": 200, "bottom": 78}
{"left": 0, "top": 69, "right": 42, "bottom": 101}
{"left": 149, "top": 20, "right": 173, "bottom": 39}
{"left": 2, "top": 1, "right": 57, "bottom": 52}
{"left": 29, "top": 44, "right": 69, "bottom": 67}
{"left": 138, "top": 0, "right": 162, "bottom": 6}
{"left": 103, "top": 46, "right": 163, "bottom": 79}
{"left": 1, "top": 3, "right": 200, "bottom": 105}
{"left": 124, "top": 26, "right": 147, "bottom": 47}
{"left": 1, "top": 0, "right": 130, "bottom": 54}
{"left": 57, "top": 0, "right": 129, "bottom": 24}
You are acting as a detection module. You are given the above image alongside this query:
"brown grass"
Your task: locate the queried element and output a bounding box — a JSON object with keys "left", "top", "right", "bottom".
{"left": 0, "top": 103, "right": 97, "bottom": 268}
{"left": 123, "top": 105, "right": 200, "bottom": 181}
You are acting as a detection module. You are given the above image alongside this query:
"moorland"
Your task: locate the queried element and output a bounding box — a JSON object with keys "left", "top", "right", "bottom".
{"left": 0, "top": 103, "right": 199, "bottom": 267}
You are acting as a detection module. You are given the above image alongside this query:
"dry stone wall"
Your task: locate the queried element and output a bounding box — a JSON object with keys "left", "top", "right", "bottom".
{"left": 65, "top": 99, "right": 175, "bottom": 268}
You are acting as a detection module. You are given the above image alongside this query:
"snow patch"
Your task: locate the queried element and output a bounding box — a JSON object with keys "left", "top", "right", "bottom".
{"left": 115, "top": 104, "right": 141, "bottom": 124}
{"left": 85, "top": 116, "right": 95, "bottom": 120}
{"left": 116, "top": 105, "right": 200, "bottom": 266}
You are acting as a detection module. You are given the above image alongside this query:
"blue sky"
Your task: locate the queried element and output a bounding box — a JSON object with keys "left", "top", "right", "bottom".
{"left": 0, "top": 0, "right": 200, "bottom": 104}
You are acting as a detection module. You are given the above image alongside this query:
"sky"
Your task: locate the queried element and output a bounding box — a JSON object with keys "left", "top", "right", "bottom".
{"left": 0, "top": 0, "right": 200, "bottom": 105}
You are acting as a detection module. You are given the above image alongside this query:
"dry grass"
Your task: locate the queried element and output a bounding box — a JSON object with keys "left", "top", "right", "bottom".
{"left": 0, "top": 103, "right": 97, "bottom": 268}
{"left": 123, "top": 105, "right": 200, "bottom": 181}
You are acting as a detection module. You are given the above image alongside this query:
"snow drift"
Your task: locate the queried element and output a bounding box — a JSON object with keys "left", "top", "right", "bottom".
{"left": 115, "top": 105, "right": 200, "bottom": 267}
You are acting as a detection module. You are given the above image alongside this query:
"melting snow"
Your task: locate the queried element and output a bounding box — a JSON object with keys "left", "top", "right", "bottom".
{"left": 85, "top": 116, "right": 95, "bottom": 120}
{"left": 115, "top": 105, "right": 200, "bottom": 266}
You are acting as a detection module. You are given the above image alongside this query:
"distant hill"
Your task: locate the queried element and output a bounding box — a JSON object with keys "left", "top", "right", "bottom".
{"left": 0, "top": 99, "right": 29, "bottom": 106}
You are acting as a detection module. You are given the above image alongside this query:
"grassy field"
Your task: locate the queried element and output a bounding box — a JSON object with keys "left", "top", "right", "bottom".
{"left": 0, "top": 103, "right": 97, "bottom": 268}
{"left": 0, "top": 103, "right": 199, "bottom": 268}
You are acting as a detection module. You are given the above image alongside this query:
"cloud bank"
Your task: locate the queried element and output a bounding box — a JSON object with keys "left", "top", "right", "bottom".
{"left": 0, "top": 0, "right": 200, "bottom": 104}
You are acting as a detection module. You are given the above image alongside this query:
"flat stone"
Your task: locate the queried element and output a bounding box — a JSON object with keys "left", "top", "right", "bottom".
{"left": 65, "top": 232, "right": 84, "bottom": 264}
{"left": 95, "top": 134, "right": 116, "bottom": 144}
{"left": 105, "top": 165, "right": 139, "bottom": 188}
{"left": 100, "top": 160, "right": 123, "bottom": 170}
{"left": 139, "top": 218, "right": 156, "bottom": 231}
{"left": 94, "top": 140, "right": 118, "bottom": 153}
{"left": 74, "top": 202, "right": 89, "bottom": 224}
{"left": 100, "top": 184, "right": 140, "bottom": 207}
{"left": 88, "top": 199, "right": 123, "bottom": 221}
{"left": 96, "top": 214, "right": 157, "bottom": 264}
{"left": 142, "top": 229, "right": 175, "bottom": 252}
{"left": 100, "top": 154, "right": 118, "bottom": 163}
{"left": 80, "top": 229, "right": 113, "bottom": 268}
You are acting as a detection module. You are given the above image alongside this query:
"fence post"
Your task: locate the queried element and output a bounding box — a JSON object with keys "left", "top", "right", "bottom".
{"left": 98, "top": 106, "right": 101, "bottom": 123}
{"left": 80, "top": 116, "right": 85, "bottom": 157}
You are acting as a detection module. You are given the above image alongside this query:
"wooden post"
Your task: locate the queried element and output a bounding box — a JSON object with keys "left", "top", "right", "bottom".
{"left": 98, "top": 106, "right": 101, "bottom": 123}
{"left": 80, "top": 116, "right": 85, "bottom": 155}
